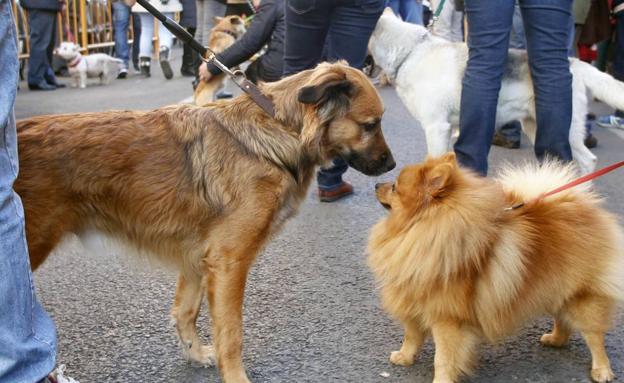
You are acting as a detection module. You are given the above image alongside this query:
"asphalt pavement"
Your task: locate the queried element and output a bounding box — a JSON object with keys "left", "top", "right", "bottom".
{"left": 14, "top": 49, "right": 624, "bottom": 383}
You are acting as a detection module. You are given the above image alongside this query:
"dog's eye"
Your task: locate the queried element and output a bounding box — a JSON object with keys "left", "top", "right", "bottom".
{"left": 362, "top": 122, "right": 377, "bottom": 131}
{"left": 392, "top": 184, "right": 396, "bottom": 192}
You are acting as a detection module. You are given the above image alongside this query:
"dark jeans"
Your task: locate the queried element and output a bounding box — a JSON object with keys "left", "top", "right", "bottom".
{"left": 284, "top": 0, "right": 384, "bottom": 189}
{"left": 455, "top": 0, "right": 573, "bottom": 176}
{"left": 27, "top": 9, "right": 57, "bottom": 85}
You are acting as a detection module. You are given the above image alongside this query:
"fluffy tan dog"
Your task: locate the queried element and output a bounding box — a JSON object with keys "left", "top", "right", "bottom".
{"left": 17, "top": 61, "right": 395, "bottom": 383}
{"left": 368, "top": 153, "right": 624, "bottom": 383}
{"left": 194, "top": 15, "right": 246, "bottom": 106}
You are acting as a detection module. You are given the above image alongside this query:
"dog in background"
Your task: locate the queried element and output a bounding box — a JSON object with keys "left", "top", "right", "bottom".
{"left": 194, "top": 15, "right": 246, "bottom": 106}
{"left": 17, "top": 61, "right": 395, "bottom": 383}
{"left": 55, "top": 41, "right": 122, "bottom": 88}
{"left": 369, "top": 9, "right": 624, "bottom": 174}
{"left": 368, "top": 153, "right": 624, "bottom": 383}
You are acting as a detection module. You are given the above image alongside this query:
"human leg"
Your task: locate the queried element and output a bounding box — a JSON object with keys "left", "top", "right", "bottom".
{"left": 282, "top": 0, "right": 332, "bottom": 75}
{"left": 112, "top": 1, "right": 131, "bottom": 70}
{"left": 0, "top": 5, "right": 56, "bottom": 380}
{"left": 26, "top": 9, "right": 56, "bottom": 88}
{"left": 521, "top": 0, "right": 573, "bottom": 163}
{"left": 454, "top": 0, "right": 515, "bottom": 175}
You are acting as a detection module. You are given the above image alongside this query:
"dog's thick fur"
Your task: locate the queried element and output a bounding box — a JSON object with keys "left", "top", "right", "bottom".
{"left": 56, "top": 41, "right": 122, "bottom": 88}
{"left": 16, "top": 61, "right": 395, "bottom": 383}
{"left": 369, "top": 10, "right": 624, "bottom": 174}
{"left": 368, "top": 153, "right": 624, "bottom": 383}
{"left": 194, "top": 15, "right": 246, "bottom": 106}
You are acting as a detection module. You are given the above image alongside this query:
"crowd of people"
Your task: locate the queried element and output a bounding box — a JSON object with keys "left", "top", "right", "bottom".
{"left": 3, "top": 0, "right": 624, "bottom": 382}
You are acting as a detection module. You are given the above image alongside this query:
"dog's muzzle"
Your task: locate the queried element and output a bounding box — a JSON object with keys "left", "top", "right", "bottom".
{"left": 347, "top": 151, "right": 396, "bottom": 176}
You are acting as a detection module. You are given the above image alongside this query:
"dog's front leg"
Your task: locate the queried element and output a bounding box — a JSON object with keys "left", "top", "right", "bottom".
{"left": 390, "top": 319, "right": 427, "bottom": 366}
{"left": 423, "top": 121, "right": 453, "bottom": 157}
{"left": 79, "top": 71, "right": 87, "bottom": 88}
{"left": 206, "top": 256, "right": 254, "bottom": 383}
{"left": 171, "top": 273, "right": 215, "bottom": 367}
{"left": 431, "top": 321, "right": 479, "bottom": 383}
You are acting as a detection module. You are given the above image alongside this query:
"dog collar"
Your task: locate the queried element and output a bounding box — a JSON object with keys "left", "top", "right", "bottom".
{"left": 214, "top": 29, "right": 239, "bottom": 39}
{"left": 68, "top": 56, "right": 82, "bottom": 68}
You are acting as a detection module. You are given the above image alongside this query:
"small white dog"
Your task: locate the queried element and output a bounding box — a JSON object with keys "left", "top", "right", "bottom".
{"left": 56, "top": 42, "right": 122, "bottom": 88}
{"left": 369, "top": 9, "right": 624, "bottom": 174}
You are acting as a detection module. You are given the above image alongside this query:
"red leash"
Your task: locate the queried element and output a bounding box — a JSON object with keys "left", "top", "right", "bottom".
{"left": 506, "top": 160, "right": 624, "bottom": 211}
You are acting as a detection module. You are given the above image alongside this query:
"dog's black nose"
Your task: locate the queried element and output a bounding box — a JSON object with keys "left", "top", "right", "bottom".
{"left": 375, "top": 183, "right": 382, "bottom": 191}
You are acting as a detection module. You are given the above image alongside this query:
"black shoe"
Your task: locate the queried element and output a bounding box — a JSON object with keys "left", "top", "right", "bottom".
{"left": 216, "top": 90, "right": 233, "bottom": 99}
{"left": 180, "top": 66, "right": 195, "bottom": 77}
{"left": 159, "top": 47, "right": 173, "bottom": 80}
{"left": 117, "top": 68, "right": 128, "bottom": 79}
{"left": 492, "top": 131, "right": 520, "bottom": 149}
{"left": 28, "top": 81, "right": 56, "bottom": 91}
{"left": 139, "top": 57, "right": 151, "bottom": 77}
{"left": 584, "top": 134, "right": 598, "bottom": 149}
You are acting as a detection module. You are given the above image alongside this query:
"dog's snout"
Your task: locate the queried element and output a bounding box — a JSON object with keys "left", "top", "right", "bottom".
{"left": 383, "top": 152, "right": 396, "bottom": 172}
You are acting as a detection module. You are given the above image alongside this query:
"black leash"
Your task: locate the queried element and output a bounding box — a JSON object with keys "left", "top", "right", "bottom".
{"left": 135, "top": 0, "right": 275, "bottom": 117}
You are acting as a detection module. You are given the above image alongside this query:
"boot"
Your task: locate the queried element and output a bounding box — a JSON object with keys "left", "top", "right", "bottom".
{"left": 139, "top": 56, "right": 151, "bottom": 77}
{"left": 159, "top": 46, "right": 173, "bottom": 80}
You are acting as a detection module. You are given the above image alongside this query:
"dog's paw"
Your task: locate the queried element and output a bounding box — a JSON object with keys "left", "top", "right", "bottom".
{"left": 182, "top": 342, "right": 215, "bottom": 367}
{"left": 390, "top": 350, "right": 414, "bottom": 366}
{"left": 540, "top": 333, "right": 568, "bottom": 347}
{"left": 591, "top": 367, "right": 614, "bottom": 382}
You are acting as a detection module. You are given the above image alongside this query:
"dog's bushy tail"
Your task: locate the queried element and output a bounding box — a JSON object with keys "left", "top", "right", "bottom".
{"left": 572, "top": 58, "right": 624, "bottom": 112}
{"left": 495, "top": 159, "right": 592, "bottom": 203}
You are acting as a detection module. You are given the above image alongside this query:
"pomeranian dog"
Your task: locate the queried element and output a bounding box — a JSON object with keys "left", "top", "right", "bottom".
{"left": 368, "top": 153, "right": 624, "bottom": 383}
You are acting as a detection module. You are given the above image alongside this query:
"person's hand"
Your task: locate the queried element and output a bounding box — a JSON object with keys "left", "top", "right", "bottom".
{"left": 199, "top": 62, "right": 212, "bottom": 82}
{"left": 252, "top": 0, "right": 261, "bottom": 8}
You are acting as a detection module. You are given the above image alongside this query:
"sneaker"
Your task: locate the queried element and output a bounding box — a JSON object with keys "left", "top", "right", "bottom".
{"left": 117, "top": 68, "right": 128, "bottom": 79}
{"left": 584, "top": 134, "right": 598, "bottom": 148}
{"left": 596, "top": 115, "right": 624, "bottom": 129}
{"left": 139, "top": 57, "right": 151, "bottom": 78}
{"left": 318, "top": 182, "right": 354, "bottom": 202}
{"left": 216, "top": 90, "right": 233, "bottom": 99}
{"left": 491, "top": 131, "right": 520, "bottom": 149}
{"left": 43, "top": 365, "right": 79, "bottom": 383}
{"left": 159, "top": 46, "right": 173, "bottom": 80}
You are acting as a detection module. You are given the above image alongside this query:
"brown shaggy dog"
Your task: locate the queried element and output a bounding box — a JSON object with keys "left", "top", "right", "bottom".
{"left": 194, "top": 15, "right": 246, "bottom": 107}
{"left": 16, "top": 61, "right": 395, "bottom": 383}
{"left": 368, "top": 153, "right": 624, "bottom": 383}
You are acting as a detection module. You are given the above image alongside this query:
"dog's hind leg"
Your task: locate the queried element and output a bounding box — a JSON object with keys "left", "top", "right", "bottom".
{"left": 423, "top": 120, "right": 453, "bottom": 156}
{"left": 171, "top": 273, "right": 215, "bottom": 366}
{"left": 540, "top": 317, "right": 572, "bottom": 347}
{"left": 570, "top": 89, "right": 597, "bottom": 174}
{"left": 390, "top": 319, "right": 427, "bottom": 366}
{"left": 561, "top": 294, "right": 615, "bottom": 383}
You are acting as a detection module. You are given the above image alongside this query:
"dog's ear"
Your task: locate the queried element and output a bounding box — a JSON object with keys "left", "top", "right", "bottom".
{"left": 383, "top": 6, "right": 395, "bottom": 16}
{"left": 213, "top": 16, "right": 224, "bottom": 24}
{"left": 297, "top": 68, "right": 354, "bottom": 107}
{"left": 426, "top": 162, "right": 455, "bottom": 198}
{"left": 229, "top": 16, "right": 242, "bottom": 25}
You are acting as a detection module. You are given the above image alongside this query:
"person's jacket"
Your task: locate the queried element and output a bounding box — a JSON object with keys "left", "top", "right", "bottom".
{"left": 20, "top": 0, "right": 62, "bottom": 11}
{"left": 208, "top": 0, "right": 284, "bottom": 82}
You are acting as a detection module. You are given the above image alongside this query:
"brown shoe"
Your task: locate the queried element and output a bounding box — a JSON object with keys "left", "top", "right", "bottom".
{"left": 318, "top": 182, "right": 353, "bottom": 202}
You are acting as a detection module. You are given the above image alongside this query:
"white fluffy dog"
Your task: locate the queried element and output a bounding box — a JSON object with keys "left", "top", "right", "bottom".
{"left": 369, "top": 9, "right": 624, "bottom": 174}
{"left": 56, "top": 42, "right": 122, "bottom": 88}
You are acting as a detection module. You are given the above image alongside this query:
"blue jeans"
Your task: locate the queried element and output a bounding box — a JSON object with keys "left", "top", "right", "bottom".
{"left": 0, "top": 3, "right": 57, "bottom": 382}
{"left": 284, "top": 0, "right": 384, "bottom": 188}
{"left": 112, "top": 1, "right": 131, "bottom": 69}
{"left": 387, "top": 0, "right": 423, "bottom": 25}
{"left": 455, "top": 0, "right": 573, "bottom": 175}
